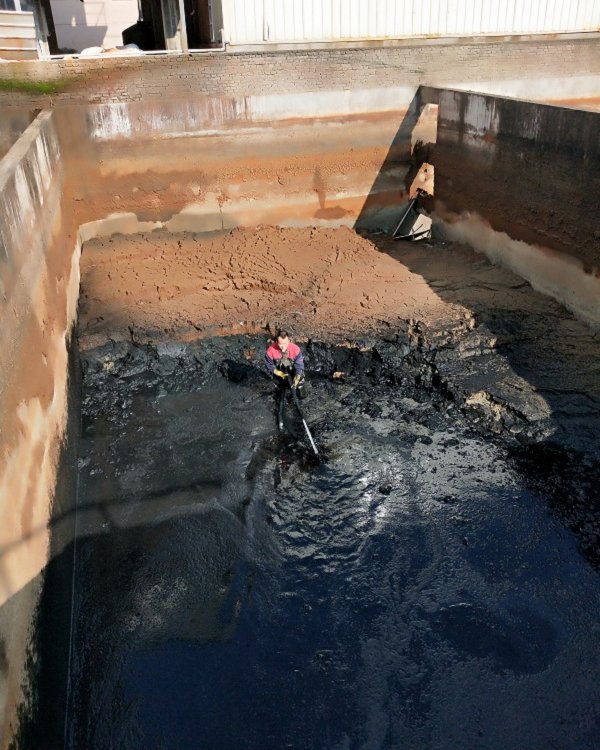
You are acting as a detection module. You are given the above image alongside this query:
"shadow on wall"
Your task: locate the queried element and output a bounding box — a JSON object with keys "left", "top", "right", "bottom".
{"left": 354, "top": 88, "right": 435, "bottom": 236}
{"left": 354, "top": 84, "right": 600, "bottom": 558}
{"left": 0, "top": 341, "right": 79, "bottom": 750}
{"left": 422, "top": 87, "right": 600, "bottom": 265}
{"left": 52, "top": 0, "right": 113, "bottom": 52}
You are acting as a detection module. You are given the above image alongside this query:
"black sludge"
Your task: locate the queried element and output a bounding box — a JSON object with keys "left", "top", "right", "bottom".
{"left": 56, "top": 335, "right": 600, "bottom": 749}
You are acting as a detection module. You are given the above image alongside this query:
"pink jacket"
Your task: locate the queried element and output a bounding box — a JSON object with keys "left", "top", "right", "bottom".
{"left": 265, "top": 341, "right": 304, "bottom": 375}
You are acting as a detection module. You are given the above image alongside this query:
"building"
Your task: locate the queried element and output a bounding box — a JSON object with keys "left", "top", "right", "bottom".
{"left": 0, "top": 0, "right": 37, "bottom": 59}
{"left": 2, "top": 0, "right": 600, "bottom": 58}
{"left": 50, "top": 0, "right": 139, "bottom": 52}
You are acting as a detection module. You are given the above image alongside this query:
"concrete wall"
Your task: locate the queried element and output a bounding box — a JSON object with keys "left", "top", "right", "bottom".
{"left": 57, "top": 94, "right": 417, "bottom": 239}
{"left": 424, "top": 87, "right": 600, "bottom": 326}
{"left": 0, "top": 37, "right": 598, "bottom": 110}
{"left": 428, "top": 88, "right": 600, "bottom": 264}
{"left": 0, "top": 110, "right": 80, "bottom": 748}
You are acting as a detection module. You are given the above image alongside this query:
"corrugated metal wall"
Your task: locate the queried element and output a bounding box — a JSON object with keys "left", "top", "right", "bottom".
{"left": 220, "top": 0, "right": 600, "bottom": 45}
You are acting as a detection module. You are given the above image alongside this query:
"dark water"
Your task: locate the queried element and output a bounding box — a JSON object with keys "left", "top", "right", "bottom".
{"left": 64, "top": 339, "right": 600, "bottom": 750}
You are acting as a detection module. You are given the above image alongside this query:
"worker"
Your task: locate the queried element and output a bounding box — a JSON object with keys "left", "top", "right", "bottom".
{"left": 265, "top": 329, "right": 306, "bottom": 410}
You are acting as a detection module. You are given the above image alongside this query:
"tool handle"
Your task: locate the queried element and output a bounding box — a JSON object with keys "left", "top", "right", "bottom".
{"left": 287, "top": 375, "right": 319, "bottom": 456}
{"left": 287, "top": 375, "right": 303, "bottom": 414}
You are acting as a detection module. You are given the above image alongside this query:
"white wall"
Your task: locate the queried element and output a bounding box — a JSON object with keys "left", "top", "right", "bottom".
{"left": 50, "top": 0, "right": 138, "bottom": 52}
{"left": 219, "top": 0, "right": 600, "bottom": 45}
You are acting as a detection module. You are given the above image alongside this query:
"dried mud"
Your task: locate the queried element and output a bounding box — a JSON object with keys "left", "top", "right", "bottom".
{"left": 79, "top": 226, "right": 452, "bottom": 344}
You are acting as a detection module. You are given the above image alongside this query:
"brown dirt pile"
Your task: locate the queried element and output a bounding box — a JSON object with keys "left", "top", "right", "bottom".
{"left": 79, "top": 226, "right": 462, "bottom": 344}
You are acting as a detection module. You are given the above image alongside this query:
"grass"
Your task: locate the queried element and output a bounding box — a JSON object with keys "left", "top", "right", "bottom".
{"left": 0, "top": 78, "right": 70, "bottom": 95}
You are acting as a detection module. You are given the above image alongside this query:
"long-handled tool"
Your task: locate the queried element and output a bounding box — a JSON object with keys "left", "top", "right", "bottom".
{"left": 286, "top": 375, "right": 319, "bottom": 457}
{"left": 278, "top": 388, "right": 286, "bottom": 431}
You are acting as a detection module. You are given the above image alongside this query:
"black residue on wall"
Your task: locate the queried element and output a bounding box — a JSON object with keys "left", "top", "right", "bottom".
{"left": 422, "top": 86, "right": 600, "bottom": 265}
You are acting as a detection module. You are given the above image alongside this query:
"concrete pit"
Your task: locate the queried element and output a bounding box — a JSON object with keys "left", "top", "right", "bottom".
{"left": 1, "top": 83, "right": 599, "bottom": 749}
{"left": 52, "top": 225, "right": 600, "bottom": 750}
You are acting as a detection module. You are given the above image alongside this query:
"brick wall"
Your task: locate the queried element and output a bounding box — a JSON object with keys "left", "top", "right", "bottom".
{"left": 0, "top": 37, "right": 598, "bottom": 109}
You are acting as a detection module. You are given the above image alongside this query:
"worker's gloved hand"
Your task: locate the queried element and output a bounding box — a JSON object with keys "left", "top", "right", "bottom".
{"left": 273, "top": 369, "right": 287, "bottom": 380}
{"left": 293, "top": 374, "right": 307, "bottom": 399}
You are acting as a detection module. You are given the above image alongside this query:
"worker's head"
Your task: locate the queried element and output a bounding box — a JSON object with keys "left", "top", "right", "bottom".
{"left": 276, "top": 329, "right": 290, "bottom": 351}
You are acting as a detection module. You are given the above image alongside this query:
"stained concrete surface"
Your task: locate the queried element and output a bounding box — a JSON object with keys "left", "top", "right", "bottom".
{"left": 425, "top": 89, "right": 600, "bottom": 267}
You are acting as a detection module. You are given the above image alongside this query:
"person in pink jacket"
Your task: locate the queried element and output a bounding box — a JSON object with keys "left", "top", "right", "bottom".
{"left": 265, "top": 329, "right": 306, "bottom": 407}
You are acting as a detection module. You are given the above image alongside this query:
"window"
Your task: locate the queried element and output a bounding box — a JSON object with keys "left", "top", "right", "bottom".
{"left": 0, "top": 0, "right": 34, "bottom": 11}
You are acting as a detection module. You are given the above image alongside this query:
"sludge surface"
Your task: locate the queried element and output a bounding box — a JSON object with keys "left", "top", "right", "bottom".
{"left": 62, "top": 335, "right": 600, "bottom": 750}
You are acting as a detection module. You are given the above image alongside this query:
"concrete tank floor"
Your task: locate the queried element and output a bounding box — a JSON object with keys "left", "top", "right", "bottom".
{"left": 78, "top": 227, "right": 600, "bottom": 457}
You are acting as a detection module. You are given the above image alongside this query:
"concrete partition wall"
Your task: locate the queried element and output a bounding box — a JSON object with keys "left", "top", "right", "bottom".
{"left": 0, "top": 111, "right": 80, "bottom": 747}
{"left": 425, "top": 88, "right": 600, "bottom": 327}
